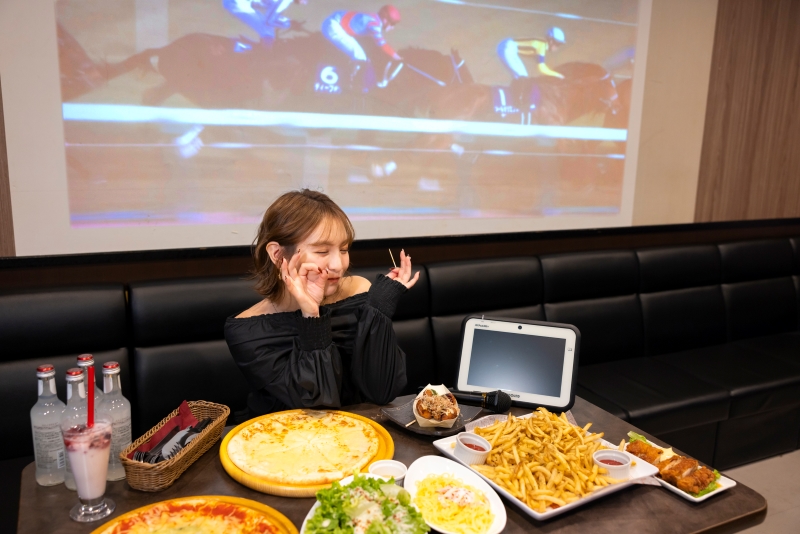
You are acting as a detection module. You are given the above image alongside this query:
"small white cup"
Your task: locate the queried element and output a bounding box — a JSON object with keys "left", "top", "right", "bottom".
{"left": 454, "top": 432, "right": 492, "bottom": 466}
{"left": 592, "top": 449, "right": 632, "bottom": 480}
{"left": 369, "top": 460, "right": 407, "bottom": 485}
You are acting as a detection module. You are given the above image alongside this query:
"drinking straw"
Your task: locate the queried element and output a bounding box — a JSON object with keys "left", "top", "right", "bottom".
{"left": 389, "top": 249, "right": 397, "bottom": 269}
{"left": 87, "top": 365, "right": 94, "bottom": 428}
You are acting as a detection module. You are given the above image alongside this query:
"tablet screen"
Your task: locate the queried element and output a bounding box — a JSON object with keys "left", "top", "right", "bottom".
{"left": 466, "top": 329, "right": 566, "bottom": 397}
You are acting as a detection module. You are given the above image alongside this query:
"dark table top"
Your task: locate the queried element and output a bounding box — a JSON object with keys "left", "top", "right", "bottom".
{"left": 17, "top": 396, "right": 766, "bottom": 534}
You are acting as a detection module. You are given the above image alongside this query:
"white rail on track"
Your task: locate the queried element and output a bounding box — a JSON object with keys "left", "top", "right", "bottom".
{"left": 63, "top": 104, "right": 628, "bottom": 142}
{"left": 433, "top": 0, "right": 638, "bottom": 26}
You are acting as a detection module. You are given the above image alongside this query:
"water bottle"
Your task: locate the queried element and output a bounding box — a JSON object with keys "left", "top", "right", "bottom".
{"left": 99, "top": 361, "right": 132, "bottom": 481}
{"left": 77, "top": 354, "right": 103, "bottom": 405}
{"left": 30, "top": 364, "right": 66, "bottom": 486}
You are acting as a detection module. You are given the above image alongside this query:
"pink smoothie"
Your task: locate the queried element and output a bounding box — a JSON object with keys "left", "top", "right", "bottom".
{"left": 63, "top": 421, "right": 112, "bottom": 500}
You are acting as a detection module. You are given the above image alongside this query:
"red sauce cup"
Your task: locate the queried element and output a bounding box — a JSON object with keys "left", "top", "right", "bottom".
{"left": 592, "top": 449, "right": 632, "bottom": 480}
{"left": 454, "top": 433, "right": 492, "bottom": 466}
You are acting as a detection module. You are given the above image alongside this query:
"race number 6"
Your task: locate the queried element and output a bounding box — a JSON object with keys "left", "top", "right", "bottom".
{"left": 320, "top": 66, "right": 339, "bottom": 85}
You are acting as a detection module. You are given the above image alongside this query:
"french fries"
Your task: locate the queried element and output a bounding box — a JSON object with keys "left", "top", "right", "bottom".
{"left": 470, "top": 407, "right": 620, "bottom": 514}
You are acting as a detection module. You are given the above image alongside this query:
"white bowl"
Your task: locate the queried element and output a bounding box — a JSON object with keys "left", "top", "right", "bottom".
{"left": 369, "top": 460, "right": 407, "bottom": 484}
{"left": 453, "top": 432, "right": 492, "bottom": 466}
{"left": 592, "top": 449, "right": 632, "bottom": 480}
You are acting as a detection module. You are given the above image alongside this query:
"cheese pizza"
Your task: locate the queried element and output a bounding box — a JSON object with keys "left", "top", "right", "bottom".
{"left": 93, "top": 497, "right": 286, "bottom": 534}
{"left": 227, "top": 410, "right": 380, "bottom": 486}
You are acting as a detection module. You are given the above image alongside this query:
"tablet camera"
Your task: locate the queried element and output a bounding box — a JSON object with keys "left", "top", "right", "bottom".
{"left": 518, "top": 325, "right": 522, "bottom": 330}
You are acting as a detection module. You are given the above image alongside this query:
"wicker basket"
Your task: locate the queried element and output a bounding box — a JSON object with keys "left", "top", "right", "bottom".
{"left": 120, "top": 401, "right": 230, "bottom": 492}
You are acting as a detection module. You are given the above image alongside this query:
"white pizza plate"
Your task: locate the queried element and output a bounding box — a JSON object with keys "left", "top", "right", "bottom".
{"left": 433, "top": 416, "right": 659, "bottom": 520}
{"left": 405, "top": 455, "right": 507, "bottom": 534}
{"left": 299, "top": 474, "right": 399, "bottom": 534}
{"left": 624, "top": 441, "right": 737, "bottom": 502}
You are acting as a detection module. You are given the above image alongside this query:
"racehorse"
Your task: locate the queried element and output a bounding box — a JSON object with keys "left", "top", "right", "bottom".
{"left": 106, "top": 31, "right": 471, "bottom": 117}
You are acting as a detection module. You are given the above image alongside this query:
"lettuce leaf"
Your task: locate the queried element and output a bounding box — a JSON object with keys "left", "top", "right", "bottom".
{"left": 627, "top": 431, "right": 649, "bottom": 444}
{"left": 306, "top": 475, "right": 429, "bottom": 534}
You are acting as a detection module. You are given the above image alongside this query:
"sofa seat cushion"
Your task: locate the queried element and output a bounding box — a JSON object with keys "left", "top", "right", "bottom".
{"left": 655, "top": 344, "right": 800, "bottom": 418}
{"left": 577, "top": 358, "right": 729, "bottom": 435}
{"left": 731, "top": 332, "right": 800, "bottom": 366}
{"left": 133, "top": 340, "right": 249, "bottom": 434}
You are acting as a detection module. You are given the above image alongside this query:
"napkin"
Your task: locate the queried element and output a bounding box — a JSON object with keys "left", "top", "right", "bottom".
{"left": 127, "top": 401, "right": 199, "bottom": 459}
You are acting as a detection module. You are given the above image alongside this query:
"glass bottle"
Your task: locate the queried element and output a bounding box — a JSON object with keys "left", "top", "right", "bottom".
{"left": 77, "top": 354, "right": 103, "bottom": 405}
{"left": 63, "top": 368, "right": 86, "bottom": 491}
{"left": 99, "top": 361, "right": 131, "bottom": 481}
{"left": 30, "top": 364, "right": 66, "bottom": 486}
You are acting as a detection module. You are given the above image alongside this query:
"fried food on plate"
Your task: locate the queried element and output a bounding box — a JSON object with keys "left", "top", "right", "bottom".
{"left": 470, "top": 407, "right": 620, "bottom": 514}
{"left": 416, "top": 388, "right": 458, "bottom": 422}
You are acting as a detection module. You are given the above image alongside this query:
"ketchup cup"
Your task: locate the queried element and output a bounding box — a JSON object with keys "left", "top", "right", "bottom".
{"left": 454, "top": 432, "right": 492, "bottom": 466}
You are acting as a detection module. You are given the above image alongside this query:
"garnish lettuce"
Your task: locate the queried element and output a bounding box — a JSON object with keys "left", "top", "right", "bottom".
{"left": 627, "top": 431, "right": 649, "bottom": 444}
{"left": 305, "top": 474, "right": 429, "bottom": 534}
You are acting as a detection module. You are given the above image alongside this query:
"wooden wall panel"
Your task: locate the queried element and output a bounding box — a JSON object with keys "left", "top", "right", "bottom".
{"left": 0, "top": 76, "right": 14, "bottom": 256}
{"left": 696, "top": 0, "right": 800, "bottom": 221}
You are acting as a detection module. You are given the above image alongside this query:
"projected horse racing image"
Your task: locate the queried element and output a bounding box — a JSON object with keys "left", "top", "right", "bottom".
{"left": 57, "top": 0, "right": 640, "bottom": 229}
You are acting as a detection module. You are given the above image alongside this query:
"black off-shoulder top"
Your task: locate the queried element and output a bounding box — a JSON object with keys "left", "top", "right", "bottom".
{"left": 224, "top": 275, "right": 408, "bottom": 417}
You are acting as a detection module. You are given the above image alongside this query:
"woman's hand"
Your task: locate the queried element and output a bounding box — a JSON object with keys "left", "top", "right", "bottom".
{"left": 281, "top": 250, "right": 328, "bottom": 317}
{"left": 387, "top": 249, "right": 420, "bottom": 289}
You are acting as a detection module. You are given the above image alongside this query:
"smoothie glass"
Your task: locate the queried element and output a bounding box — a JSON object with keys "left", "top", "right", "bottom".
{"left": 60, "top": 368, "right": 115, "bottom": 522}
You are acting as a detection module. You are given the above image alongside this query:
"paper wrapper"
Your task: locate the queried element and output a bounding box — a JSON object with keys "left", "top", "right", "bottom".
{"left": 412, "top": 384, "right": 460, "bottom": 428}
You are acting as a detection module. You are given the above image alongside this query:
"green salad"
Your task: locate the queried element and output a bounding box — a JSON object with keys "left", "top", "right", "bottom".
{"left": 627, "top": 432, "right": 721, "bottom": 497}
{"left": 305, "top": 475, "right": 430, "bottom": 534}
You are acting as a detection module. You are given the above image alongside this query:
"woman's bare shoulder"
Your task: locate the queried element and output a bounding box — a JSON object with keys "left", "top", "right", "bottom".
{"left": 235, "top": 299, "right": 273, "bottom": 319}
{"left": 344, "top": 275, "right": 372, "bottom": 297}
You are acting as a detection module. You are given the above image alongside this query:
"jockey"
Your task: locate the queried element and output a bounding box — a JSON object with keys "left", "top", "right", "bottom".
{"left": 322, "top": 5, "right": 403, "bottom": 66}
{"left": 222, "top": 0, "right": 307, "bottom": 47}
{"left": 497, "top": 26, "right": 565, "bottom": 80}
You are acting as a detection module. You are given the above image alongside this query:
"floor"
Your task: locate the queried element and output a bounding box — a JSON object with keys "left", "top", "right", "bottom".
{"left": 726, "top": 449, "right": 800, "bottom": 533}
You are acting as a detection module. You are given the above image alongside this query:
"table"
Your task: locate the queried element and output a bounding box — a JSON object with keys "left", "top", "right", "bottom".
{"left": 17, "top": 396, "right": 766, "bottom": 533}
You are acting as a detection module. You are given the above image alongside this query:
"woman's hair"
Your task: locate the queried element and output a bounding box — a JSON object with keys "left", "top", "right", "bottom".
{"left": 252, "top": 189, "right": 355, "bottom": 300}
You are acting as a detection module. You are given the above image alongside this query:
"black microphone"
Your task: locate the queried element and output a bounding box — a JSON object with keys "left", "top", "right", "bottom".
{"left": 449, "top": 389, "right": 513, "bottom": 414}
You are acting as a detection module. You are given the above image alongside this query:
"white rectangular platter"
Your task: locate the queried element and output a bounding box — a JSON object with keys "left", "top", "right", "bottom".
{"left": 625, "top": 441, "right": 737, "bottom": 502}
{"left": 433, "top": 431, "right": 659, "bottom": 520}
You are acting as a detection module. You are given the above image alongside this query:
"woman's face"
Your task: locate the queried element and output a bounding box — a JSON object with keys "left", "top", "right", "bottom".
{"left": 293, "top": 219, "right": 351, "bottom": 297}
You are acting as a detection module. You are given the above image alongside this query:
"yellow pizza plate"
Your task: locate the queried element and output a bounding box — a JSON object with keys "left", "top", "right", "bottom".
{"left": 220, "top": 409, "right": 394, "bottom": 497}
{"left": 91, "top": 495, "right": 298, "bottom": 534}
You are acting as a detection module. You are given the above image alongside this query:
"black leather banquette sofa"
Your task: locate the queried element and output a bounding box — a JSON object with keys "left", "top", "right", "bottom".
{"left": 3, "top": 238, "right": 800, "bottom": 495}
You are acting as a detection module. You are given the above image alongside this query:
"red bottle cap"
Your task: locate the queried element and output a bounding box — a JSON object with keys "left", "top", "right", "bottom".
{"left": 36, "top": 364, "right": 55, "bottom": 373}
{"left": 102, "top": 361, "right": 120, "bottom": 369}
{"left": 66, "top": 368, "right": 83, "bottom": 376}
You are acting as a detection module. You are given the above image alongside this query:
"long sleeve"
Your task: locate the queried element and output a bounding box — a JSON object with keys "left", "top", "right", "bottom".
{"left": 349, "top": 275, "right": 408, "bottom": 404}
{"left": 225, "top": 308, "right": 344, "bottom": 410}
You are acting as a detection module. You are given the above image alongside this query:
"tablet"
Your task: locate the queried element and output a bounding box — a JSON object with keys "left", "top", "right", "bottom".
{"left": 456, "top": 316, "right": 581, "bottom": 411}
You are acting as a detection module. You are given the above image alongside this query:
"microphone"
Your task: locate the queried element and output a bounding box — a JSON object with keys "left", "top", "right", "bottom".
{"left": 449, "top": 390, "right": 513, "bottom": 414}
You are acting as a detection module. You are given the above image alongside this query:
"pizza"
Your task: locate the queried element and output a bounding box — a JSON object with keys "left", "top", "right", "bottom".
{"left": 227, "top": 410, "right": 380, "bottom": 486}
{"left": 93, "top": 497, "right": 284, "bottom": 534}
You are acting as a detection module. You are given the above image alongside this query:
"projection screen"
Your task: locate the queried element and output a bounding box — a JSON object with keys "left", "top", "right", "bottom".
{"left": 0, "top": 0, "right": 651, "bottom": 256}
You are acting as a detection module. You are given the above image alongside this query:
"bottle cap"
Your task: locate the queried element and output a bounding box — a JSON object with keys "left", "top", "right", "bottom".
{"left": 102, "top": 361, "right": 121, "bottom": 374}
{"left": 77, "top": 354, "right": 94, "bottom": 367}
{"left": 66, "top": 368, "right": 84, "bottom": 381}
{"left": 36, "top": 364, "right": 56, "bottom": 378}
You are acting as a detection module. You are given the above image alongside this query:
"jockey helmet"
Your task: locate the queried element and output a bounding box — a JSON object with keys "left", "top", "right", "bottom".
{"left": 379, "top": 5, "right": 401, "bottom": 25}
{"left": 547, "top": 27, "right": 566, "bottom": 45}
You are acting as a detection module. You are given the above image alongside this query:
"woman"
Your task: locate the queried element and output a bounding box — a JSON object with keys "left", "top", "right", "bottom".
{"left": 225, "top": 189, "right": 419, "bottom": 417}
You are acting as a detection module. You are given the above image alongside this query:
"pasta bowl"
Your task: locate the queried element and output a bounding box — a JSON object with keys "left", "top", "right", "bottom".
{"left": 405, "top": 455, "right": 506, "bottom": 534}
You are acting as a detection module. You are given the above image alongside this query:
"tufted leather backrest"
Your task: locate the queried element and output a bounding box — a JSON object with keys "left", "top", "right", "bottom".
{"left": 0, "top": 285, "right": 128, "bottom": 459}
{"left": 128, "top": 277, "right": 260, "bottom": 428}
{"left": 541, "top": 251, "right": 642, "bottom": 365}
{"left": 129, "top": 277, "right": 262, "bottom": 347}
{"left": 350, "top": 266, "right": 434, "bottom": 393}
{"left": 638, "top": 246, "right": 726, "bottom": 355}
{"left": 427, "top": 258, "right": 544, "bottom": 387}
{"left": 0, "top": 285, "right": 127, "bottom": 360}
{"left": 719, "top": 240, "right": 798, "bottom": 340}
